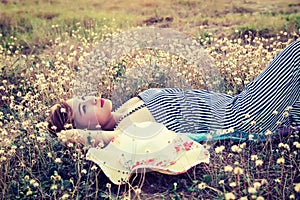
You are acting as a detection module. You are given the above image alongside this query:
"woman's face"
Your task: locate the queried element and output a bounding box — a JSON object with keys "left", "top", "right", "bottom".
{"left": 66, "top": 96, "right": 113, "bottom": 129}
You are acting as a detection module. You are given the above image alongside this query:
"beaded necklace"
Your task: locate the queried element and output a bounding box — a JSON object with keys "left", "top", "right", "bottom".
{"left": 115, "top": 104, "right": 146, "bottom": 129}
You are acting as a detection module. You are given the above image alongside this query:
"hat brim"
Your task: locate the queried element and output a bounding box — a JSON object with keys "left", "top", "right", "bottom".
{"left": 86, "top": 136, "right": 209, "bottom": 185}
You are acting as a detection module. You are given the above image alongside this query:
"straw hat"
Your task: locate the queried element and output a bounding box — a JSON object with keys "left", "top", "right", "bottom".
{"left": 86, "top": 122, "right": 209, "bottom": 185}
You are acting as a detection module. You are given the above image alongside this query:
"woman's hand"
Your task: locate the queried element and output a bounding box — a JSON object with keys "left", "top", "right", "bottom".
{"left": 57, "top": 129, "right": 117, "bottom": 148}
{"left": 57, "top": 129, "right": 88, "bottom": 146}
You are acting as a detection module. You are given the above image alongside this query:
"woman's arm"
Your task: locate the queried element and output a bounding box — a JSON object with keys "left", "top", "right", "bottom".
{"left": 57, "top": 129, "right": 117, "bottom": 147}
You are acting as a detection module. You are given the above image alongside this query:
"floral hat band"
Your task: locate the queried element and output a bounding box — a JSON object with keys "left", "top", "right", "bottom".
{"left": 86, "top": 122, "right": 210, "bottom": 185}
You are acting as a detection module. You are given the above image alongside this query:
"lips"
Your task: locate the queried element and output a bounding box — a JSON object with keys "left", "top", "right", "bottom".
{"left": 100, "top": 98, "right": 105, "bottom": 107}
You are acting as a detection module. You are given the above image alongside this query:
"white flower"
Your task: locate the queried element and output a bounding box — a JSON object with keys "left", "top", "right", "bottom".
{"left": 255, "top": 160, "right": 263, "bottom": 167}
{"left": 224, "top": 192, "right": 236, "bottom": 200}
{"left": 277, "top": 157, "right": 285, "bottom": 164}
{"left": 265, "top": 129, "right": 272, "bottom": 136}
{"left": 224, "top": 165, "right": 233, "bottom": 172}
{"left": 272, "top": 110, "right": 278, "bottom": 115}
{"left": 215, "top": 145, "right": 225, "bottom": 153}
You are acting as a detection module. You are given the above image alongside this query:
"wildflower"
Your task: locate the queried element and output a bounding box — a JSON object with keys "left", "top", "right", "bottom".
{"left": 272, "top": 110, "right": 278, "bottom": 115}
{"left": 293, "top": 141, "right": 300, "bottom": 149}
{"left": 257, "top": 196, "right": 264, "bottom": 200}
{"left": 106, "top": 183, "right": 111, "bottom": 188}
{"left": 248, "top": 186, "right": 257, "bottom": 194}
{"left": 51, "top": 172, "right": 61, "bottom": 182}
{"left": 289, "top": 194, "right": 295, "bottom": 199}
{"left": 229, "top": 182, "right": 237, "bottom": 187}
{"left": 36, "top": 136, "right": 45, "bottom": 142}
{"left": 81, "top": 169, "right": 87, "bottom": 174}
{"left": 295, "top": 183, "right": 300, "bottom": 193}
{"left": 245, "top": 113, "right": 251, "bottom": 118}
{"left": 55, "top": 158, "right": 62, "bottom": 163}
{"left": 224, "top": 192, "right": 236, "bottom": 200}
{"left": 253, "top": 182, "right": 261, "bottom": 189}
{"left": 67, "top": 143, "right": 74, "bottom": 148}
{"left": 265, "top": 129, "right": 272, "bottom": 136}
{"left": 283, "top": 111, "right": 289, "bottom": 118}
{"left": 228, "top": 127, "right": 234, "bottom": 133}
{"left": 278, "top": 143, "right": 290, "bottom": 150}
{"left": 276, "top": 157, "right": 285, "bottom": 165}
{"left": 61, "top": 193, "right": 70, "bottom": 200}
{"left": 278, "top": 143, "right": 285, "bottom": 148}
{"left": 224, "top": 165, "right": 233, "bottom": 172}
{"left": 240, "top": 142, "right": 246, "bottom": 149}
{"left": 240, "top": 197, "right": 248, "bottom": 200}
{"left": 64, "top": 124, "right": 73, "bottom": 129}
{"left": 91, "top": 165, "right": 98, "bottom": 171}
{"left": 233, "top": 167, "right": 244, "bottom": 175}
{"left": 261, "top": 179, "right": 268, "bottom": 185}
{"left": 231, "top": 145, "right": 239, "bottom": 152}
{"left": 276, "top": 121, "right": 282, "bottom": 126}
{"left": 285, "top": 106, "right": 293, "bottom": 111}
{"left": 251, "top": 155, "right": 258, "bottom": 161}
{"left": 50, "top": 184, "right": 58, "bottom": 190}
{"left": 51, "top": 125, "right": 57, "bottom": 131}
{"left": 206, "top": 134, "right": 213, "bottom": 140}
{"left": 197, "top": 182, "right": 207, "bottom": 189}
{"left": 30, "top": 179, "right": 39, "bottom": 187}
{"left": 249, "top": 134, "right": 254, "bottom": 140}
{"left": 135, "top": 188, "right": 141, "bottom": 195}
{"left": 284, "top": 144, "right": 290, "bottom": 151}
{"left": 29, "top": 179, "right": 36, "bottom": 185}
{"left": 26, "top": 190, "right": 33, "bottom": 196}
{"left": 219, "top": 180, "right": 225, "bottom": 185}
{"left": 255, "top": 159, "right": 263, "bottom": 167}
{"left": 215, "top": 145, "right": 225, "bottom": 153}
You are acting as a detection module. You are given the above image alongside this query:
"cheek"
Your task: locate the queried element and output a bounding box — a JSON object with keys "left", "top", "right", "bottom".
{"left": 97, "top": 109, "right": 111, "bottom": 125}
{"left": 98, "top": 110, "right": 109, "bottom": 123}
{"left": 85, "top": 109, "right": 99, "bottom": 124}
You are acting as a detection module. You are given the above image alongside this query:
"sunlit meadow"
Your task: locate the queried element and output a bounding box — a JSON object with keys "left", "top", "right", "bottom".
{"left": 1, "top": 8, "right": 300, "bottom": 200}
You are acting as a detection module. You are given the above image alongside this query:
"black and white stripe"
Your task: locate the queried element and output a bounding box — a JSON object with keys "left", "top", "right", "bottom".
{"left": 138, "top": 40, "right": 300, "bottom": 135}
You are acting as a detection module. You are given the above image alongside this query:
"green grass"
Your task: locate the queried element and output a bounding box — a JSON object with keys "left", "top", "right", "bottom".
{"left": 1, "top": 0, "right": 300, "bottom": 53}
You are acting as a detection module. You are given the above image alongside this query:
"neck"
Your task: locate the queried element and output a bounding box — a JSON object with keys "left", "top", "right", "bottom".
{"left": 101, "top": 112, "right": 122, "bottom": 130}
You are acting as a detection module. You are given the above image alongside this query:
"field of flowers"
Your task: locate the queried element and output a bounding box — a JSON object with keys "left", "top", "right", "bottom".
{"left": 1, "top": 1, "right": 300, "bottom": 199}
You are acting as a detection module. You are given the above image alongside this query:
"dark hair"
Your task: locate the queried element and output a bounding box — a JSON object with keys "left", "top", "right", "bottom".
{"left": 47, "top": 101, "right": 76, "bottom": 137}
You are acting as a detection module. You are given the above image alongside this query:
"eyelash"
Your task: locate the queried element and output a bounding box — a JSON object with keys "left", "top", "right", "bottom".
{"left": 82, "top": 105, "right": 87, "bottom": 113}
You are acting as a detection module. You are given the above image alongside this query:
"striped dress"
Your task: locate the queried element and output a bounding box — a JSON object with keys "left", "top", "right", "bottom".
{"left": 138, "top": 40, "right": 300, "bottom": 140}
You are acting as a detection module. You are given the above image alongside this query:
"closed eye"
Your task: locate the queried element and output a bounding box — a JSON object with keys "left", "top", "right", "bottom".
{"left": 82, "top": 105, "right": 87, "bottom": 114}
